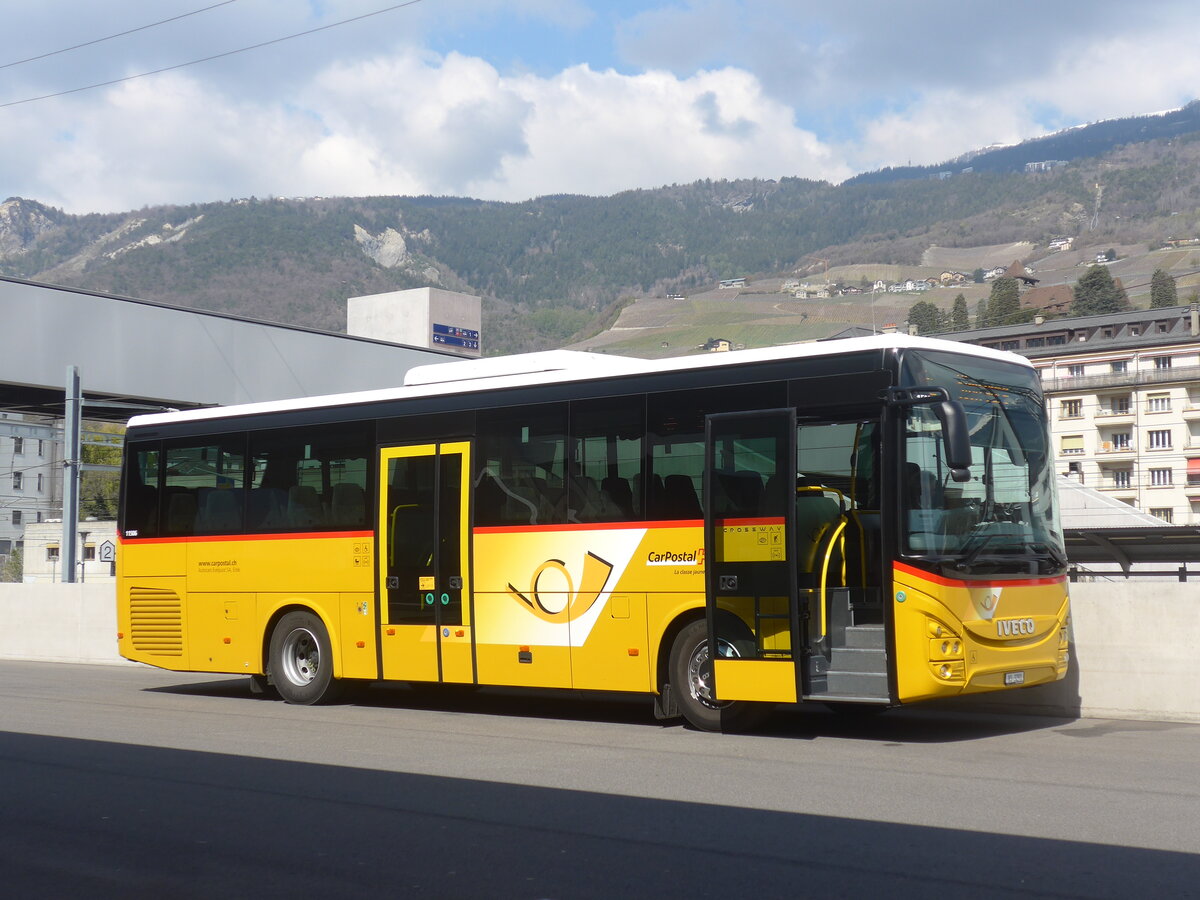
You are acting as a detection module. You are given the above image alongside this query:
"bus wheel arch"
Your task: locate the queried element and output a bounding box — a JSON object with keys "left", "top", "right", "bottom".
{"left": 664, "top": 612, "right": 772, "bottom": 733}
{"left": 266, "top": 608, "right": 344, "bottom": 705}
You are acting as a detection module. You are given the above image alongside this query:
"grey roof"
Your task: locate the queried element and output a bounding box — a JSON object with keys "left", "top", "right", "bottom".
{"left": 934, "top": 305, "right": 1200, "bottom": 360}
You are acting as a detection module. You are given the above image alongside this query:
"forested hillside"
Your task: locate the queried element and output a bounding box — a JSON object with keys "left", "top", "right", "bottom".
{"left": 4, "top": 117, "right": 1200, "bottom": 355}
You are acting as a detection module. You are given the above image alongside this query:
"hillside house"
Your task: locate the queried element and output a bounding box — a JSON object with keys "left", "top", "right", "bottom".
{"left": 1021, "top": 283, "right": 1074, "bottom": 314}
{"left": 1005, "top": 260, "right": 1040, "bottom": 287}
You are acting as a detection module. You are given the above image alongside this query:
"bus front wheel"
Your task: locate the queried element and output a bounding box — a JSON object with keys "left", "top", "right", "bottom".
{"left": 268, "top": 611, "right": 342, "bottom": 705}
{"left": 668, "top": 618, "right": 770, "bottom": 733}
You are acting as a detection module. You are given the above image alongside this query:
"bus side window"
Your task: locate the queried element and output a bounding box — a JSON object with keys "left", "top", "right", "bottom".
{"left": 246, "top": 422, "right": 371, "bottom": 533}
{"left": 476, "top": 403, "right": 567, "bottom": 527}
{"left": 162, "top": 436, "right": 247, "bottom": 537}
{"left": 568, "top": 395, "right": 645, "bottom": 523}
{"left": 646, "top": 382, "right": 786, "bottom": 521}
{"left": 122, "top": 443, "right": 161, "bottom": 538}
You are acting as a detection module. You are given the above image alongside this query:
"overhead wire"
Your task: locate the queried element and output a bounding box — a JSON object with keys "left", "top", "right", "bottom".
{"left": 0, "top": 0, "right": 425, "bottom": 110}
{"left": 0, "top": 1, "right": 240, "bottom": 71}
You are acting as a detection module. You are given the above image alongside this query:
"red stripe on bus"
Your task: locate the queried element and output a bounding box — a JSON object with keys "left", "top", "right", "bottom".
{"left": 118, "top": 530, "right": 372, "bottom": 545}
{"left": 894, "top": 561, "right": 1066, "bottom": 588}
{"left": 472, "top": 519, "right": 701, "bottom": 535}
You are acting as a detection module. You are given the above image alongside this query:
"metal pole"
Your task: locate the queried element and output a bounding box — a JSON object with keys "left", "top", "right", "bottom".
{"left": 62, "top": 366, "right": 82, "bottom": 584}
{"left": 79, "top": 530, "right": 89, "bottom": 584}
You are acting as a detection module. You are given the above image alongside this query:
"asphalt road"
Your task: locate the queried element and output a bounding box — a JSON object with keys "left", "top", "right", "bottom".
{"left": 2, "top": 660, "right": 1197, "bottom": 898}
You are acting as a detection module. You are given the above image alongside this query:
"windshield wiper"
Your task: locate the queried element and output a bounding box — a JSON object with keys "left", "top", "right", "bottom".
{"left": 956, "top": 531, "right": 1000, "bottom": 570}
{"left": 1029, "top": 541, "right": 1068, "bottom": 571}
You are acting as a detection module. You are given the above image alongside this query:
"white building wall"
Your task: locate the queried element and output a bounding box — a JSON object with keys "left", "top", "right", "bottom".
{"left": 20, "top": 520, "right": 117, "bottom": 584}
{"left": 347, "top": 287, "right": 482, "bottom": 358}
{"left": 0, "top": 414, "right": 64, "bottom": 566}
{"left": 1041, "top": 340, "right": 1200, "bottom": 526}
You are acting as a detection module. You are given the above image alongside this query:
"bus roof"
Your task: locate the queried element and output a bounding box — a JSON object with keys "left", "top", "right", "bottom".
{"left": 127, "top": 334, "right": 1029, "bottom": 429}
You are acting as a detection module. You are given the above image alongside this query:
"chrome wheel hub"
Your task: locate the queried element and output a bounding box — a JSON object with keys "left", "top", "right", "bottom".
{"left": 280, "top": 627, "right": 320, "bottom": 686}
{"left": 686, "top": 637, "right": 740, "bottom": 710}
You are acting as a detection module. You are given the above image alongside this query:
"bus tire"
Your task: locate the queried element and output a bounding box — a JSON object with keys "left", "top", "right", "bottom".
{"left": 268, "top": 611, "right": 342, "bottom": 705}
{"left": 668, "top": 617, "right": 771, "bottom": 733}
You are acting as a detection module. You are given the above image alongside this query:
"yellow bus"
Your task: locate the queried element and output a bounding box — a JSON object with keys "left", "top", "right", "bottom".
{"left": 117, "top": 334, "right": 1070, "bottom": 731}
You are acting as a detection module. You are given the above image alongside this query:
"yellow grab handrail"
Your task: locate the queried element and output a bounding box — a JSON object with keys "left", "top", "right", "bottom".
{"left": 817, "top": 518, "right": 848, "bottom": 641}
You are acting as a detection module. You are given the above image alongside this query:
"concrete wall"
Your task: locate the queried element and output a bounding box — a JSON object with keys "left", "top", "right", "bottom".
{"left": 958, "top": 582, "right": 1199, "bottom": 723}
{"left": 1, "top": 582, "right": 1197, "bottom": 723}
{"left": 0, "top": 582, "right": 126, "bottom": 666}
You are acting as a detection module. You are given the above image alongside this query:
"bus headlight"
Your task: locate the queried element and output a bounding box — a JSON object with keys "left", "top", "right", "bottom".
{"left": 929, "top": 636, "right": 964, "bottom": 660}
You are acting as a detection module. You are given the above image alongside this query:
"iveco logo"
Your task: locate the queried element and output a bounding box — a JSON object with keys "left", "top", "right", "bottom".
{"left": 996, "top": 617, "right": 1036, "bottom": 637}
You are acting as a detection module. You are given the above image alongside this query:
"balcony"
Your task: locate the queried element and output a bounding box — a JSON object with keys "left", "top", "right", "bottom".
{"left": 1042, "top": 364, "right": 1200, "bottom": 393}
{"left": 1183, "top": 405, "right": 1200, "bottom": 420}
{"left": 1094, "top": 408, "right": 1134, "bottom": 422}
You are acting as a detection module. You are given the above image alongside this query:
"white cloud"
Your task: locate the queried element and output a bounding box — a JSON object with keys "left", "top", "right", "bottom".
{"left": 3, "top": 1, "right": 1198, "bottom": 212}
{"left": 491, "top": 65, "right": 849, "bottom": 199}
{"left": 7, "top": 50, "right": 850, "bottom": 212}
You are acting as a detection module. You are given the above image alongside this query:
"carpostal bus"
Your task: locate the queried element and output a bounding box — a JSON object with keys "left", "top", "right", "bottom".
{"left": 116, "top": 334, "right": 1070, "bottom": 732}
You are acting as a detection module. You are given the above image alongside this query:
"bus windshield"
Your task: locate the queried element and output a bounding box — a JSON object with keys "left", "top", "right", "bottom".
{"left": 899, "top": 349, "right": 1065, "bottom": 578}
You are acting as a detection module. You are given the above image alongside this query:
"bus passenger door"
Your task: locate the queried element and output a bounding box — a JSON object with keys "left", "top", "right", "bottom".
{"left": 703, "top": 410, "right": 800, "bottom": 705}
{"left": 378, "top": 442, "right": 474, "bottom": 685}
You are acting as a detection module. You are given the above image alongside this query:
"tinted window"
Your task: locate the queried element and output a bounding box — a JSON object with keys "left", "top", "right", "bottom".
{"left": 122, "top": 441, "right": 161, "bottom": 538}
{"left": 568, "top": 396, "right": 644, "bottom": 522}
{"left": 647, "top": 382, "right": 785, "bottom": 520}
{"left": 247, "top": 423, "right": 372, "bottom": 532}
{"left": 475, "top": 404, "right": 568, "bottom": 526}
{"left": 163, "top": 435, "right": 247, "bottom": 537}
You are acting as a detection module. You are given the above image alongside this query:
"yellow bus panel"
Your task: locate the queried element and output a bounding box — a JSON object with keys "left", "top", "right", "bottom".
{"left": 892, "top": 562, "right": 1069, "bottom": 703}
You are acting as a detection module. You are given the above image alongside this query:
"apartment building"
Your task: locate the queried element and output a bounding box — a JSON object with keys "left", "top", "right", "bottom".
{"left": 940, "top": 304, "right": 1200, "bottom": 526}
{"left": 0, "top": 413, "right": 64, "bottom": 566}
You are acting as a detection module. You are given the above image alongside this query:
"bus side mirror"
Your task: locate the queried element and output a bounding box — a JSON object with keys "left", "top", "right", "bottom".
{"left": 933, "top": 400, "right": 971, "bottom": 483}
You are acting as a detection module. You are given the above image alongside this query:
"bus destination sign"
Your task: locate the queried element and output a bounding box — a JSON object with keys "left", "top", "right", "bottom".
{"left": 432, "top": 323, "right": 480, "bottom": 351}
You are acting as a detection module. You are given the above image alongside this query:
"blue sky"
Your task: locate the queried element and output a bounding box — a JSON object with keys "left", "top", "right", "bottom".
{"left": 2, "top": 0, "right": 1197, "bottom": 213}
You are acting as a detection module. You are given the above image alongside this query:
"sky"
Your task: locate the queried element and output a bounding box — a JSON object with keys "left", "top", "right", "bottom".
{"left": 2, "top": 0, "right": 1198, "bottom": 214}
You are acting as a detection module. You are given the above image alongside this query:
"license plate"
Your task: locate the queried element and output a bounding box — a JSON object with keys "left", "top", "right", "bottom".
{"left": 1005, "top": 671, "right": 1025, "bottom": 686}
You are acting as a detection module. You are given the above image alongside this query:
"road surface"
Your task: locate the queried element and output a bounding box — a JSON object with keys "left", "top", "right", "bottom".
{"left": 1, "top": 660, "right": 1197, "bottom": 897}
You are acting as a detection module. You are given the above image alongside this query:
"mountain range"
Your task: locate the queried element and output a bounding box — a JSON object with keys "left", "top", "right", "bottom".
{"left": 3, "top": 103, "right": 1200, "bottom": 355}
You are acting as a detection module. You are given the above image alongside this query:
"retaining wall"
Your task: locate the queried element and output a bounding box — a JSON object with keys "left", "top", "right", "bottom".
{"left": 1, "top": 582, "right": 1196, "bottom": 722}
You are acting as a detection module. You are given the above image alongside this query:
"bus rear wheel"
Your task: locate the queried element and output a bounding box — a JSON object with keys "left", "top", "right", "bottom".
{"left": 268, "top": 611, "right": 342, "bottom": 705}
{"left": 668, "top": 618, "right": 771, "bottom": 733}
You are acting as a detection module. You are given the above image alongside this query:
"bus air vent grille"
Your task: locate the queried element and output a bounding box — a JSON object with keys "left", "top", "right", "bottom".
{"left": 128, "top": 587, "right": 184, "bottom": 656}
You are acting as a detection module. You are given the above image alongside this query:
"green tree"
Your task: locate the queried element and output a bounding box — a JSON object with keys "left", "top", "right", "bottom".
{"left": 1104, "top": 248, "right": 1117, "bottom": 262}
{"left": 0, "top": 548, "right": 22, "bottom": 583}
{"left": 907, "top": 300, "right": 944, "bottom": 335}
{"left": 1072, "top": 265, "right": 1130, "bottom": 315}
{"left": 987, "top": 276, "right": 1022, "bottom": 326}
{"left": 972, "top": 268, "right": 985, "bottom": 284}
{"left": 1150, "top": 268, "right": 1178, "bottom": 308}
{"left": 975, "top": 299, "right": 988, "bottom": 325}
{"left": 950, "top": 293, "right": 969, "bottom": 330}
